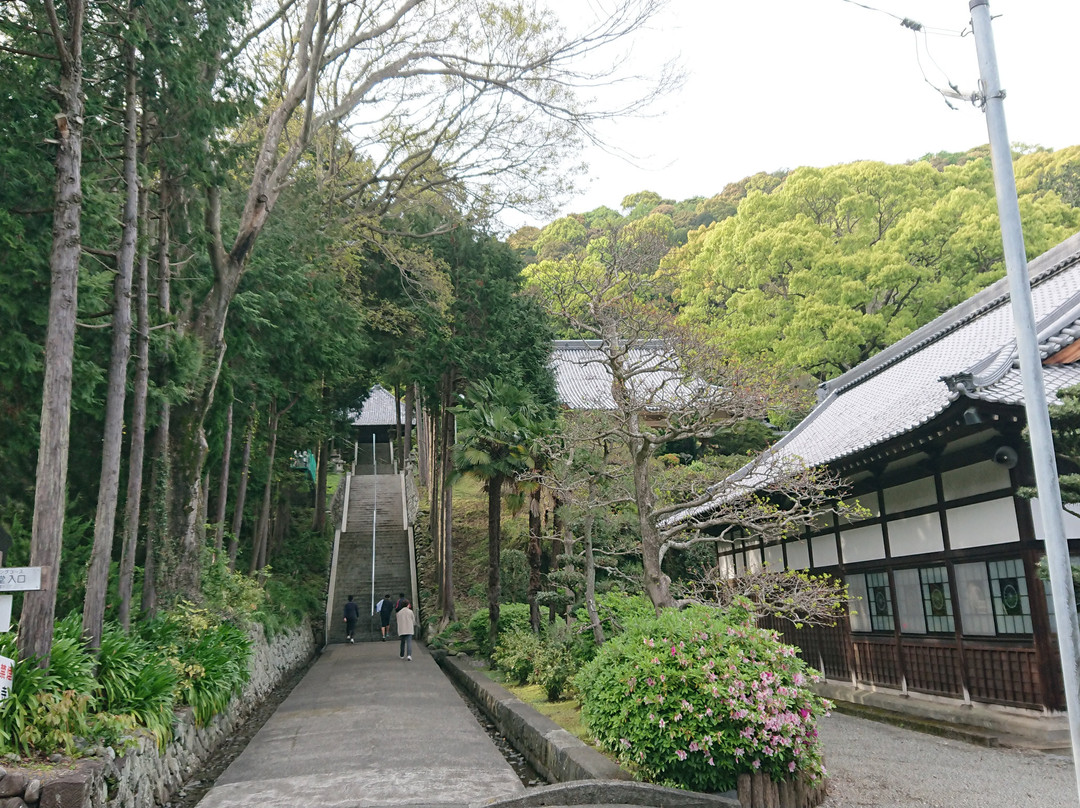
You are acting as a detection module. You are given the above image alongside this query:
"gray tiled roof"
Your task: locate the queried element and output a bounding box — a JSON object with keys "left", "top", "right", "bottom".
{"left": 347, "top": 385, "right": 406, "bottom": 426}
{"left": 550, "top": 339, "right": 690, "bottom": 411}
{"left": 777, "top": 232, "right": 1080, "bottom": 471}
{"left": 687, "top": 232, "right": 1080, "bottom": 511}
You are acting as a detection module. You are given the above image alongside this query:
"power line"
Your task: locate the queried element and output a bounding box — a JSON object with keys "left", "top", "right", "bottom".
{"left": 836, "top": 0, "right": 966, "bottom": 37}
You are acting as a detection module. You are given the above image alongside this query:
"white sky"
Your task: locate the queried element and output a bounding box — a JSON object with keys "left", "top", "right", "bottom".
{"left": 517, "top": 0, "right": 1080, "bottom": 227}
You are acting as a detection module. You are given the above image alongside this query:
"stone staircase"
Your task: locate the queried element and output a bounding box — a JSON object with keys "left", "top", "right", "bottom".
{"left": 327, "top": 461, "right": 413, "bottom": 644}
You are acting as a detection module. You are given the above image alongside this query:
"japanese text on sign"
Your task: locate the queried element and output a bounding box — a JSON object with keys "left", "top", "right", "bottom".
{"left": 0, "top": 655, "right": 12, "bottom": 703}
{"left": 0, "top": 567, "right": 42, "bottom": 592}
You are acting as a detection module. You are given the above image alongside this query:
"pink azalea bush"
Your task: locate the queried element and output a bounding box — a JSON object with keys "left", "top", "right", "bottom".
{"left": 575, "top": 601, "right": 829, "bottom": 792}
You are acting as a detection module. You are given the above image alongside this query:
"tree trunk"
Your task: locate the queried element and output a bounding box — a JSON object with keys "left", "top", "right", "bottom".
{"left": 159, "top": 400, "right": 210, "bottom": 604}
{"left": 583, "top": 510, "right": 604, "bottom": 646}
{"left": 393, "top": 383, "right": 403, "bottom": 468}
{"left": 251, "top": 394, "right": 297, "bottom": 572}
{"left": 404, "top": 384, "right": 414, "bottom": 464}
{"left": 633, "top": 440, "right": 673, "bottom": 610}
{"left": 141, "top": 176, "right": 174, "bottom": 617}
{"left": 436, "top": 386, "right": 455, "bottom": 627}
{"left": 141, "top": 410, "right": 168, "bottom": 617}
{"left": 527, "top": 485, "right": 542, "bottom": 633}
{"left": 117, "top": 178, "right": 151, "bottom": 631}
{"left": 19, "top": 4, "right": 86, "bottom": 664}
{"left": 213, "top": 400, "right": 234, "bottom": 551}
{"left": 82, "top": 46, "right": 139, "bottom": 649}
{"left": 313, "top": 438, "right": 328, "bottom": 532}
{"left": 251, "top": 402, "right": 276, "bottom": 574}
{"left": 228, "top": 409, "right": 254, "bottom": 570}
{"left": 487, "top": 472, "right": 504, "bottom": 654}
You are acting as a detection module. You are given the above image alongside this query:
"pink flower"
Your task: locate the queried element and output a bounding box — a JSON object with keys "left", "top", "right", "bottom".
{"left": 675, "top": 749, "right": 688, "bottom": 761}
{"left": 789, "top": 761, "right": 797, "bottom": 773}
{"left": 659, "top": 718, "right": 666, "bottom": 729}
{"left": 752, "top": 759, "right": 761, "bottom": 769}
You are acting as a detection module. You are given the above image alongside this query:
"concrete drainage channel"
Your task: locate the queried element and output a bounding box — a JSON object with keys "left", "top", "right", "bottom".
{"left": 447, "top": 675, "right": 547, "bottom": 787}
{"left": 432, "top": 651, "right": 741, "bottom": 808}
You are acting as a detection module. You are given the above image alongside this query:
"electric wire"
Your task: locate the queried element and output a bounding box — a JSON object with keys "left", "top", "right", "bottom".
{"left": 836, "top": 0, "right": 966, "bottom": 37}
{"left": 836, "top": 0, "right": 976, "bottom": 108}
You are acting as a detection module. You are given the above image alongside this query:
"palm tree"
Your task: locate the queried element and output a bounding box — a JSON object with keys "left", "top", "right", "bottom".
{"left": 452, "top": 379, "right": 547, "bottom": 653}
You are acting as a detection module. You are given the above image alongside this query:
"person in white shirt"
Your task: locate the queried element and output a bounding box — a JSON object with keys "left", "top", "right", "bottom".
{"left": 396, "top": 600, "right": 416, "bottom": 661}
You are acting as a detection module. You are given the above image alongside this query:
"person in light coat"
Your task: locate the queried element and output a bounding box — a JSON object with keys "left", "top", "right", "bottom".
{"left": 396, "top": 600, "right": 416, "bottom": 661}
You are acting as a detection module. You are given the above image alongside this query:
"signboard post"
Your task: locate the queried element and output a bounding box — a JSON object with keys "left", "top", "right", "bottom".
{"left": 0, "top": 565, "right": 44, "bottom": 702}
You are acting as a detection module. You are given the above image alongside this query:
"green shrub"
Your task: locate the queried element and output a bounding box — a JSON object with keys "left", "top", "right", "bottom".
{"left": 493, "top": 629, "right": 543, "bottom": 685}
{"left": 49, "top": 614, "right": 97, "bottom": 697}
{"left": 468, "top": 602, "right": 532, "bottom": 656}
{"left": 142, "top": 603, "right": 253, "bottom": 727}
{"left": 532, "top": 622, "right": 579, "bottom": 701}
{"left": 178, "top": 622, "right": 251, "bottom": 726}
{"left": 97, "top": 622, "right": 178, "bottom": 749}
{"left": 576, "top": 603, "right": 829, "bottom": 793}
{"left": 500, "top": 549, "right": 530, "bottom": 603}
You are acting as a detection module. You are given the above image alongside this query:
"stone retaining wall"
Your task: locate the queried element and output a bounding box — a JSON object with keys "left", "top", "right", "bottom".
{"left": 436, "top": 653, "right": 634, "bottom": 786}
{"left": 0, "top": 620, "right": 316, "bottom": 808}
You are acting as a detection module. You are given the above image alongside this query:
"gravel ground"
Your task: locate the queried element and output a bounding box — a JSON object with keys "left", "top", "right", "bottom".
{"left": 818, "top": 712, "right": 1076, "bottom": 808}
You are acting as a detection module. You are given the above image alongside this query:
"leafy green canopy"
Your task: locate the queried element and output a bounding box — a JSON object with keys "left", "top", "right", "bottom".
{"left": 669, "top": 157, "right": 1080, "bottom": 380}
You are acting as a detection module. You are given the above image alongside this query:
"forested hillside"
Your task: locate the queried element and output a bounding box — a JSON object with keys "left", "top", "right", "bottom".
{"left": 515, "top": 145, "right": 1080, "bottom": 382}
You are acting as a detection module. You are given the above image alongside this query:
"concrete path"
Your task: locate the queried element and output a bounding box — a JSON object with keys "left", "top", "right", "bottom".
{"left": 195, "top": 642, "right": 523, "bottom": 808}
{"left": 819, "top": 712, "right": 1075, "bottom": 807}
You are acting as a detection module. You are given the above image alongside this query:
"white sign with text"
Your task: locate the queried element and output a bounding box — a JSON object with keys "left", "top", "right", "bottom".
{"left": 0, "top": 567, "right": 41, "bottom": 592}
{"left": 0, "top": 655, "right": 11, "bottom": 703}
{"left": 0, "top": 595, "right": 10, "bottom": 632}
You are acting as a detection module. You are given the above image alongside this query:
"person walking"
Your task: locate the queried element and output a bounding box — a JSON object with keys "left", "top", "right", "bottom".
{"left": 343, "top": 595, "right": 359, "bottom": 643}
{"left": 376, "top": 593, "right": 393, "bottom": 641}
{"left": 396, "top": 599, "right": 415, "bottom": 661}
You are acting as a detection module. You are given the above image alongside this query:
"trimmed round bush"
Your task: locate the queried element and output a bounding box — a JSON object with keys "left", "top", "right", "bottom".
{"left": 575, "top": 602, "right": 829, "bottom": 792}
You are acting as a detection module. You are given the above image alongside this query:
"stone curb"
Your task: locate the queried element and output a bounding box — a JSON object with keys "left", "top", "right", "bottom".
{"left": 435, "top": 653, "right": 633, "bottom": 785}
{"left": 469, "top": 780, "right": 740, "bottom": 808}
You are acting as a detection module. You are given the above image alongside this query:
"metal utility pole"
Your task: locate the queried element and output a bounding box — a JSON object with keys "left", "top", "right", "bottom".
{"left": 969, "top": 2, "right": 1080, "bottom": 799}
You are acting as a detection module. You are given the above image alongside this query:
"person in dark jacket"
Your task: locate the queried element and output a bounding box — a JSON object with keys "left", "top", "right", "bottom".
{"left": 377, "top": 593, "right": 394, "bottom": 641}
{"left": 343, "top": 595, "right": 360, "bottom": 643}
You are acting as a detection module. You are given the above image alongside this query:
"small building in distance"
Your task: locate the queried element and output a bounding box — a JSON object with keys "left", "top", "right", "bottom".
{"left": 348, "top": 385, "right": 408, "bottom": 459}
{"left": 694, "top": 232, "right": 1080, "bottom": 714}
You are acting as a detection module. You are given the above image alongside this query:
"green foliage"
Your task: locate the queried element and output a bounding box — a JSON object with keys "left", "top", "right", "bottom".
{"left": 493, "top": 621, "right": 593, "bottom": 700}
{"left": 141, "top": 604, "right": 252, "bottom": 727}
{"left": 200, "top": 551, "right": 265, "bottom": 621}
{"left": 671, "top": 157, "right": 1080, "bottom": 380}
{"left": 530, "top": 622, "right": 585, "bottom": 701}
{"left": 500, "top": 549, "right": 530, "bottom": 604}
{"left": 468, "top": 602, "right": 533, "bottom": 656}
{"left": 48, "top": 615, "right": 98, "bottom": 696}
{"left": 492, "top": 629, "right": 543, "bottom": 685}
{"left": 576, "top": 602, "right": 829, "bottom": 792}
{"left": 96, "top": 624, "right": 179, "bottom": 749}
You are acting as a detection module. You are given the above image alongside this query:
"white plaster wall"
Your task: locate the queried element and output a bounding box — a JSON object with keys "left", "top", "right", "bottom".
{"left": 888, "top": 512, "right": 944, "bottom": 557}
{"left": 941, "top": 460, "right": 1010, "bottom": 500}
{"left": 839, "top": 524, "right": 887, "bottom": 564}
{"left": 839, "top": 494, "right": 879, "bottom": 524}
{"left": 946, "top": 498, "right": 1020, "bottom": 549}
{"left": 763, "top": 542, "right": 784, "bottom": 568}
{"left": 1029, "top": 497, "right": 1080, "bottom": 540}
{"left": 811, "top": 534, "right": 839, "bottom": 567}
{"left": 883, "top": 477, "right": 937, "bottom": 513}
{"left": 786, "top": 539, "right": 810, "bottom": 571}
